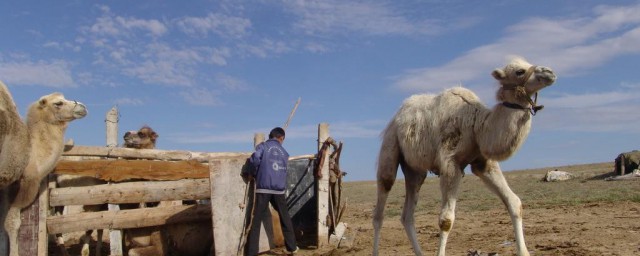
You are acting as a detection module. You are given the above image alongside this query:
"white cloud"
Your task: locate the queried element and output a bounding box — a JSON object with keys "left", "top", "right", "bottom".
{"left": 90, "top": 6, "right": 167, "bottom": 38}
{"left": 126, "top": 60, "right": 193, "bottom": 86}
{"left": 544, "top": 91, "right": 636, "bottom": 109}
{"left": 209, "top": 47, "right": 231, "bottom": 66}
{"left": 393, "top": 3, "right": 640, "bottom": 92}
{"left": 176, "top": 13, "right": 251, "bottom": 38}
{"left": 282, "top": 0, "right": 440, "bottom": 36}
{"left": 43, "top": 41, "right": 62, "bottom": 50}
{"left": 305, "top": 42, "right": 329, "bottom": 53}
{"left": 521, "top": 83, "right": 640, "bottom": 133}
{"left": 239, "top": 39, "right": 292, "bottom": 58}
{"left": 537, "top": 103, "right": 640, "bottom": 133}
{"left": 215, "top": 73, "right": 248, "bottom": 91}
{"left": 179, "top": 87, "right": 222, "bottom": 106}
{"left": 114, "top": 97, "right": 145, "bottom": 106}
{"left": 0, "top": 60, "right": 76, "bottom": 88}
{"left": 123, "top": 43, "right": 202, "bottom": 86}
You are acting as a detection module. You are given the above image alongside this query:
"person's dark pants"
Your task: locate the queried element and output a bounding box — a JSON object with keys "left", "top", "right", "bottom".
{"left": 246, "top": 192, "right": 297, "bottom": 256}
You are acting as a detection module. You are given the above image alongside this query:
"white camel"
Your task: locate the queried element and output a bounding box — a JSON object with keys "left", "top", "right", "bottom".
{"left": 372, "top": 56, "right": 556, "bottom": 256}
{"left": 0, "top": 80, "right": 88, "bottom": 256}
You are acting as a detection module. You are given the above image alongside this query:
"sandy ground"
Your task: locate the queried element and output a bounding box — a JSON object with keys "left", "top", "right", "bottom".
{"left": 51, "top": 162, "right": 640, "bottom": 256}
{"left": 294, "top": 162, "right": 640, "bottom": 256}
{"left": 328, "top": 201, "right": 640, "bottom": 256}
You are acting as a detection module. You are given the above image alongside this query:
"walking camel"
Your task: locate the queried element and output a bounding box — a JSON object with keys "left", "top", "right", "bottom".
{"left": 0, "top": 80, "right": 88, "bottom": 256}
{"left": 372, "top": 56, "right": 556, "bottom": 256}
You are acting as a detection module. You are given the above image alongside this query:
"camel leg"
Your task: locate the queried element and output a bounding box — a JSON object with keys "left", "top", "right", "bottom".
{"left": 55, "top": 234, "right": 71, "bottom": 256}
{"left": 4, "top": 206, "right": 20, "bottom": 256}
{"left": 472, "top": 160, "right": 529, "bottom": 256}
{"left": 96, "top": 229, "right": 103, "bottom": 256}
{"left": 81, "top": 230, "right": 94, "bottom": 256}
{"left": 372, "top": 127, "right": 400, "bottom": 256}
{"left": 400, "top": 168, "right": 427, "bottom": 256}
{"left": 436, "top": 164, "right": 463, "bottom": 256}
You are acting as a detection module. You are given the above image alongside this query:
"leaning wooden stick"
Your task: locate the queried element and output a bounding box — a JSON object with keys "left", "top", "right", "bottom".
{"left": 283, "top": 97, "right": 301, "bottom": 130}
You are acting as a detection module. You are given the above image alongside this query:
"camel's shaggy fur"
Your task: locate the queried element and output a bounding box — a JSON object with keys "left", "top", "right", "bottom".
{"left": 0, "top": 82, "right": 30, "bottom": 189}
{"left": 0, "top": 80, "right": 87, "bottom": 256}
{"left": 372, "top": 57, "right": 556, "bottom": 256}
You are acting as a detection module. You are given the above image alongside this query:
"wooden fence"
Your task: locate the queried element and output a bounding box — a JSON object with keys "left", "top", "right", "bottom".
{"left": 3, "top": 107, "right": 345, "bottom": 256}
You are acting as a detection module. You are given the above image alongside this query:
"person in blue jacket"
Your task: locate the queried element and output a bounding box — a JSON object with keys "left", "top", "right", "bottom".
{"left": 246, "top": 127, "right": 298, "bottom": 255}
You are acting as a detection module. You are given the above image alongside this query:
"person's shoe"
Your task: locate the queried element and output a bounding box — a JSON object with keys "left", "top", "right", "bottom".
{"left": 286, "top": 246, "right": 299, "bottom": 254}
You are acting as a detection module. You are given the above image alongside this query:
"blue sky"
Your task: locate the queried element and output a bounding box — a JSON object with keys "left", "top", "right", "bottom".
{"left": 2, "top": 0, "right": 639, "bottom": 181}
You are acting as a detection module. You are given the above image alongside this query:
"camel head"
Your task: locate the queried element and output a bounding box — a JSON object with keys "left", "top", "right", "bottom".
{"left": 492, "top": 57, "right": 556, "bottom": 113}
{"left": 123, "top": 125, "right": 158, "bottom": 149}
{"left": 30, "top": 93, "right": 88, "bottom": 125}
{"left": 123, "top": 130, "right": 140, "bottom": 148}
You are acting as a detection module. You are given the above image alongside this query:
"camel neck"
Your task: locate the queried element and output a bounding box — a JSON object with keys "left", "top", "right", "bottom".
{"left": 475, "top": 104, "right": 533, "bottom": 161}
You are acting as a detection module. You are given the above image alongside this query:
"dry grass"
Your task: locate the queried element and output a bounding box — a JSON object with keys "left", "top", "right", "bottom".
{"left": 343, "top": 162, "right": 640, "bottom": 217}
{"left": 326, "top": 162, "right": 640, "bottom": 256}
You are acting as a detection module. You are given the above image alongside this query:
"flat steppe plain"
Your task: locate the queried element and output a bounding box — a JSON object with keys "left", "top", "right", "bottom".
{"left": 303, "top": 162, "right": 640, "bottom": 256}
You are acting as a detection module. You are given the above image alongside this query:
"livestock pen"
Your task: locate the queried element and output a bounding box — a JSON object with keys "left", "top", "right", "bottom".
{"left": 2, "top": 107, "right": 348, "bottom": 256}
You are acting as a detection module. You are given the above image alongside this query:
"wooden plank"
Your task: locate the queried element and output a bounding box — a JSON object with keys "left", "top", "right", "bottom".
{"left": 53, "top": 159, "right": 210, "bottom": 181}
{"left": 49, "top": 178, "right": 210, "bottom": 206}
{"left": 108, "top": 203, "right": 124, "bottom": 256}
{"left": 53, "top": 155, "right": 312, "bottom": 182}
{"left": 210, "top": 158, "right": 271, "bottom": 256}
{"left": 46, "top": 204, "right": 211, "bottom": 234}
{"left": 62, "top": 145, "right": 252, "bottom": 162}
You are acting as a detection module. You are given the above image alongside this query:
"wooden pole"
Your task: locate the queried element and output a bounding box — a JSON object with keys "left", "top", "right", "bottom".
{"left": 106, "top": 106, "right": 119, "bottom": 148}
{"left": 105, "top": 106, "right": 123, "bottom": 255}
{"left": 317, "top": 123, "right": 330, "bottom": 247}
{"left": 283, "top": 97, "right": 301, "bottom": 130}
{"left": 254, "top": 133, "right": 265, "bottom": 150}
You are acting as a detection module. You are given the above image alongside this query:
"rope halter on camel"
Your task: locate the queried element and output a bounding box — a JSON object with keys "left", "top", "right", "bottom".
{"left": 501, "top": 65, "right": 544, "bottom": 116}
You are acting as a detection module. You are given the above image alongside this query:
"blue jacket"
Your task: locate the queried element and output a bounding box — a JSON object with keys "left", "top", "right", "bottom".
{"left": 249, "top": 139, "right": 289, "bottom": 194}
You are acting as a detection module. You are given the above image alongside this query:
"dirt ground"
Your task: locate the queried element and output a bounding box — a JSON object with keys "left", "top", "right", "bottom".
{"left": 51, "top": 162, "right": 639, "bottom": 256}
{"left": 296, "top": 162, "right": 640, "bottom": 256}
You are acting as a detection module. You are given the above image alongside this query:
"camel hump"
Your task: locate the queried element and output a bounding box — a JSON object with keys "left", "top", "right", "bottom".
{"left": 0, "top": 81, "right": 31, "bottom": 189}
{"left": 0, "top": 80, "right": 19, "bottom": 113}
{"left": 443, "top": 87, "right": 480, "bottom": 102}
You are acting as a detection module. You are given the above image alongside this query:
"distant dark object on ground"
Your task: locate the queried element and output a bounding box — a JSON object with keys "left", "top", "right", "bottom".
{"left": 614, "top": 150, "right": 640, "bottom": 176}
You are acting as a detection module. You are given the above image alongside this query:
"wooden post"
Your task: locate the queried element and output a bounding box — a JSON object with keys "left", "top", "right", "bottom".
{"left": 17, "top": 179, "right": 48, "bottom": 255}
{"left": 106, "top": 106, "right": 124, "bottom": 255}
{"left": 210, "top": 158, "right": 266, "bottom": 255}
{"left": 317, "top": 123, "right": 330, "bottom": 247}
{"left": 106, "top": 106, "right": 119, "bottom": 147}
{"left": 254, "top": 133, "right": 265, "bottom": 150}
{"left": 36, "top": 176, "right": 52, "bottom": 256}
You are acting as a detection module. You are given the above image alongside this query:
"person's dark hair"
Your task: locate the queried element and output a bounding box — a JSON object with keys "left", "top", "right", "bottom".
{"left": 269, "top": 127, "right": 286, "bottom": 139}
